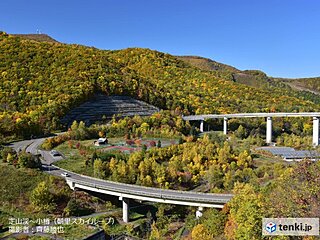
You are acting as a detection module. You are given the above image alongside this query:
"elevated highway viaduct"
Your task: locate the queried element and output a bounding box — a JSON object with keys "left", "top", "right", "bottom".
{"left": 61, "top": 170, "right": 233, "bottom": 223}
{"left": 9, "top": 137, "right": 233, "bottom": 223}
{"left": 182, "top": 112, "right": 320, "bottom": 146}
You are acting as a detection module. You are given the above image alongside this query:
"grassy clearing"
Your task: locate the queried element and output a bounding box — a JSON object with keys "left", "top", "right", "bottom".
{"left": 0, "top": 164, "right": 50, "bottom": 238}
{"left": 54, "top": 137, "right": 179, "bottom": 174}
{"left": 61, "top": 224, "right": 99, "bottom": 239}
{"left": 55, "top": 143, "right": 94, "bottom": 176}
{"left": 0, "top": 164, "right": 49, "bottom": 228}
{"left": 0, "top": 164, "right": 109, "bottom": 239}
{"left": 252, "top": 152, "right": 293, "bottom": 168}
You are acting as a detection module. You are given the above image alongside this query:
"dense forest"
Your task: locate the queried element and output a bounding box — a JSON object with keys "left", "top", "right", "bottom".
{"left": 1, "top": 32, "right": 320, "bottom": 239}
{"left": 178, "top": 56, "right": 320, "bottom": 104}
{"left": 0, "top": 31, "right": 319, "bottom": 142}
{"left": 28, "top": 117, "right": 320, "bottom": 239}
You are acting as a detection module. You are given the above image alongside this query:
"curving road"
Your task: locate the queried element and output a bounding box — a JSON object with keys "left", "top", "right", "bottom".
{"left": 8, "top": 136, "right": 233, "bottom": 210}
{"left": 62, "top": 170, "right": 232, "bottom": 207}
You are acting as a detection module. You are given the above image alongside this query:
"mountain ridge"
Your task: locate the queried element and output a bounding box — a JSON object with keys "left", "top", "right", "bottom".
{"left": 0, "top": 32, "right": 319, "bottom": 140}
{"left": 176, "top": 55, "right": 320, "bottom": 96}
{"left": 12, "top": 32, "right": 320, "bottom": 87}
{"left": 11, "top": 33, "right": 59, "bottom": 43}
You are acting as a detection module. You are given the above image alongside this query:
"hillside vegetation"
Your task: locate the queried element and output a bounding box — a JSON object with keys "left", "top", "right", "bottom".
{"left": 176, "top": 55, "right": 238, "bottom": 80}
{"left": 12, "top": 33, "right": 59, "bottom": 43}
{"left": 178, "top": 55, "right": 320, "bottom": 104}
{"left": 0, "top": 31, "right": 318, "bottom": 141}
{"left": 277, "top": 77, "right": 320, "bottom": 94}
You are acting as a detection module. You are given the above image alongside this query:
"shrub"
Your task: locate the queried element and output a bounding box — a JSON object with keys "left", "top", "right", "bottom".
{"left": 18, "top": 151, "right": 41, "bottom": 169}
{"left": 149, "top": 140, "right": 156, "bottom": 147}
{"left": 125, "top": 139, "right": 135, "bottom": 146}
{"left": 1, "top": 147, "right": 16, "bottom": 162}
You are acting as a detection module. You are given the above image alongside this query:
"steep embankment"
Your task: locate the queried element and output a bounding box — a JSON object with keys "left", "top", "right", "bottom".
{"left": 61, "top": 94, "right": 159, "bottom": 126}
{"left": 0, "top": 31, "right": 318, "bottom": 140}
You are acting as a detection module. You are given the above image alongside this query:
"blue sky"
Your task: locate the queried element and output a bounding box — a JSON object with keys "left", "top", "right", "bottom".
{"left": 1, "top": 0, "right": 320, "bottom": 78}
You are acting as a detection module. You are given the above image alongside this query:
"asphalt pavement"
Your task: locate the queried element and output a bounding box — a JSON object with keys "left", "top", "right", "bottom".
{"left": 9, "top": 136, "right": 233, "bottom": 205}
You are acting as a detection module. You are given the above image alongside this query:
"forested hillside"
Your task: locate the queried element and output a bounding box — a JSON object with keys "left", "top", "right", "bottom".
{"left": 175, "top": 55, "right": 238, "bottom": 80}
{"left": 0, "top": 31, "right": 318, "bottom": 141}
{"left": 277, "top": 77, "right": 320, "bottom": 94}
{"left": 178, "top": 56, "right": 320, "bottom": 104}
{"left": 12, "top": 33, "right": 59, "bottom": 43}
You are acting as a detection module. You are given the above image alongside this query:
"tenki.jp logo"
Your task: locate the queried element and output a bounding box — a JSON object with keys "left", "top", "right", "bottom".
{"left": 266, "top": 222, "right": 277, "bottom": 233}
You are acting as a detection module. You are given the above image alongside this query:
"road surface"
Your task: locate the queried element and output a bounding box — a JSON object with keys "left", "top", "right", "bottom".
{"left": 9, "top": 136, "right": 233, "bottom": 206}
{"left": 183, "top": 112, "right": 320, "bottom": 121}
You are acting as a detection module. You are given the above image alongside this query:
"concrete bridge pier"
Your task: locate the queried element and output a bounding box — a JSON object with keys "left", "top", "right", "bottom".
{"left": 120, "top": 197, "right": 129, "bottom": 223}
{"left": 223, "top": 117, "right": 228, "bottom": 135}
{"left": 196, "top": 206, "right": 203, "bottom": 219}
{"left": 313, "top": 117, "right": 319, "bottom": 146}
{"left": 266, "top": 117, "right": 272, "bottom": 144}
{"left": 200, "top": 120, "right": 204, "bottom": 132}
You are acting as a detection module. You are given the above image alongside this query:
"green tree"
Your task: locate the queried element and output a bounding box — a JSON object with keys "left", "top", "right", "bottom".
{"left": 77, "top": 121, "right": 89, "bottom": 140}
{"left": 30, "top": 181, "right": 56, "bottom": 212}
{"left": 142, "top": 144, "right": 147, "bottom": 153}
{"left": 91, "top": 151, "right": 98, "bottom": 166}
{"left": 6, "top": 153, "right": 15, "bottom": 164}
{"left": 190, "top": 125, "right": 196, "bottom": 136}
{"left": 64, "top": 198, "right": 79, "bottom": 216}
{"left": 149, "top": 222, "right": 161, "bottom": 240}
{"left": 225, "top": 183, "right": 263, "bottom": 240}
{"left": 264, "top": 160, "right": 320, "bottom": 218}
{"left": 93, "top": 158, "right": 104, "bottom": 178}
{"left": 18, "top": 151, "right": 41, "bottom": 168}
{"left": 202, "top": 209, "right": 227, "bottom": 237}
{"left": 205, "top": 164, "right": 224, "bottom": 189}
{"left": 236, "top": 150, "right": 253, "bottom": 168}
{"left": 234, "top": 125, "right": 247, "bottom": 139}
{"left": 1, "top": 147, "right": 16, "bottom": 162}
{"left": 70, "top": 120, "right": 78, "bottom": 132}
{"left": 217, "top": 141, "right": 232, "bottom": 164}
{"left": 191, "top": 224, "right": 213, "bottom": 240}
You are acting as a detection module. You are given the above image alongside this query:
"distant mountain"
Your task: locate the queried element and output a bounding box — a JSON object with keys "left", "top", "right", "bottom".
{"left": 11, "top": 34, "right": 59, "bottom": 43}
{"left": 11, "top": 34, "right": 320, "bottom": 96}
{"left": 176, "top": 55, "right": 239, "bottom": 73}
{"left": 274, "top": 77, "right": 320, "bottom": 95}
{"left": 176, "top": 55, "right": 277, "bottom": 86}
{"left": 177, "top": 55, "right": 320, "bottom": 102}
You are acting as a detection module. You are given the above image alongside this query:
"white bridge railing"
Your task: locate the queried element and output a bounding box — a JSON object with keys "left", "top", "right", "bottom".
{"left": 52, "top": 164, "right": 233, "bottom": 204}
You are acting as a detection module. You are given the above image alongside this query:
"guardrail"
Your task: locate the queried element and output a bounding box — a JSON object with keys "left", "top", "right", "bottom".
{"left": 53, "top": 165, "right": 233, "bottom": 204}
{"left": 70, "top": 178, "right": 230, "bottom": 203}
{"left": 13, "top": 136, "right": 231, "bottom": 206}
{"left": 183, "top": 112, "right": 320, "bottom": 120}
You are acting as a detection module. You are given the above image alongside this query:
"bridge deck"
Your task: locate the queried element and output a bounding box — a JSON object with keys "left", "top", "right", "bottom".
{"left": 66, "top": 172, "right": 233, "bottom": 205}
{"left": 182, "top": 112, "right": 320, "bottom": 121}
